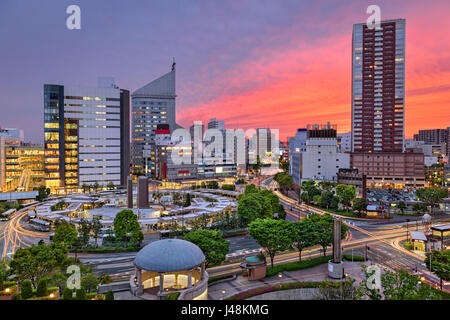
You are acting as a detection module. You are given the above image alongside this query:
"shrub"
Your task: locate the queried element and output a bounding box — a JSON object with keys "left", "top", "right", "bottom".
{"left": 208, "top": 274, "right": 234, "bottom": 284}
{"left": 266, "top": 255, "right": 331, "bottom": 277}
{"left": 20, "top": 280, "right": 33, "bottom": 300}
{"left": 105, "top": 290, "right": 114, "bottom": 300}
{"left": 342, "top": 254, "right": 365, "bottom": 261}
{"left": 404, "top": 241, "right": 413, "bottom": 250}
{"left": 75, "top": 287, "right": 87, "bottom": 300}
{"left": 164, "top": 292, "right": 180, "bottom": 300}
{"left": 11, "top": 293, "right": 22, "bottom": 300}
{"left": 36, "top": 279, "right": 48, "bottom": 297}
{"left": 62, "top": 287, "right": 73, "bottom": 300}
{"left": 86, "top": 292, "right": 97, "bottom": 300}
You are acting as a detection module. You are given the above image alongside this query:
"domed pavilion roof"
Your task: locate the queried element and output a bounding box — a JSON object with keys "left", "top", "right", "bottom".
{"left": 134, "top": 239, "right": 205, "bottom": 273}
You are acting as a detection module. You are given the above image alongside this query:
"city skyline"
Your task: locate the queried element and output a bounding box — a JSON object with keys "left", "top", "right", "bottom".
{"left": 1, "top": 0, "right": 449, "bottom": 143}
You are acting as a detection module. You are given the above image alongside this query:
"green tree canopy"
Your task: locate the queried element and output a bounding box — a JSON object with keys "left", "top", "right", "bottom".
{"left": 113, "top": 209, "right": 143, "bottom": 247}
{"left": 53, "top": 220, "right": 78, "bottom": 247}
{"left": 416, "top": 188, "right": 448, "bottom": 213}
{"left": 184, "top": 229, "right": 229, "bottom": 268}
{"left": 353, "top": 197, "right": 368, "bottom": 216}
{"left": 249, "top": 218, "right": 292, "bottom": 268}
{"left": 9, "top": 243, "right": 68, "bottom": 288}
{"left": 425, "top": 250, "right": 450, "bottom": 281}
{"left": 287, "top": 219, "right": 318, "bottom": 262}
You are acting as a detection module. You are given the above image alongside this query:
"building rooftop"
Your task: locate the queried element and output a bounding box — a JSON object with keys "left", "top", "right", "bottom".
{"left": 134, "top": 239, "right": 205, "bottom": 272}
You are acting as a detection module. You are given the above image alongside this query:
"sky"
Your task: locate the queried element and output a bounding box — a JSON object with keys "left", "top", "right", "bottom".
{"left": 0, "top": 0, "right": 449, "bottom": 143}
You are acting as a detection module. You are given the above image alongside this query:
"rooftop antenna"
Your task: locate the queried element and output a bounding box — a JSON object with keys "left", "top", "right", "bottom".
{"left": 172, "top": 58, "right": 176, "bottom": 71}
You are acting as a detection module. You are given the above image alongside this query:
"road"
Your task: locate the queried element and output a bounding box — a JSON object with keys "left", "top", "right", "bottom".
{"left": 0, "top": 205, "right": 47, "bottom": 260}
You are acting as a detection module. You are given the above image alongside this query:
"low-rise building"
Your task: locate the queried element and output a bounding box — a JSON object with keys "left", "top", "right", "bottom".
{"left": 336, "top": 168, "right": 366, "bottom": 198}
{"left": 350, "top": 152, "right": 425, "bottom": 189}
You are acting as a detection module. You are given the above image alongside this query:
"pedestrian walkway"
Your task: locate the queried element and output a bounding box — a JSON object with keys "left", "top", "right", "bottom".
{"left": 207, "top": 261, "right": 365, "bottom": 300}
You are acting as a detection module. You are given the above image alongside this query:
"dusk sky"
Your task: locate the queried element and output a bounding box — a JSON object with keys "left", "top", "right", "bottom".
{"left": 0, "top": 0, "right": 449, "bottom": 143}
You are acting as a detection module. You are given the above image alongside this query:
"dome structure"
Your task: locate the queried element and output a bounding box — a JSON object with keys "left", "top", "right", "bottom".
{"left": 134, "top": 239, "right": 205, "bottom": 273}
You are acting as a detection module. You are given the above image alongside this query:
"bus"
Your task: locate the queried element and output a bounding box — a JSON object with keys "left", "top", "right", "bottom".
{"left": 28, "top": 218, "right": 51, "bottom": 232}
{"left": 0, "top": 209, "right": 16, "bottom": 221}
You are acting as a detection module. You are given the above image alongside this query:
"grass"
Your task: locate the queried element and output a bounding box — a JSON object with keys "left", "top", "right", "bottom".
{"left": 226, "top": 281, "right": 343, "bottom": 300}
{"left": 266, "top": 255, "right": 331, "bottom": 277}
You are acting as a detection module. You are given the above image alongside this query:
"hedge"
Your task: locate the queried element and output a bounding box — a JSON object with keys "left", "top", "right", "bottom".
{"left": 342, "top": 254, "right": 365, "bottom": 261}
{"left": 266, "top": 255, "right": 332, "bottom": 277}
{"left": 208, "top": 274, "right": 234, "bottom": 284}
{"left": 226, "top": 281, "right": 343, "bottom": 300}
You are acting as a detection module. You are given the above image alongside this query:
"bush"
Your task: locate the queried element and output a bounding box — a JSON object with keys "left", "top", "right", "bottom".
{"left": 75, "top": 287, "right": 87, "bottom": 300}
{"left": 208, "top": 274, "right": 234, "bottom": 284}
{"left": 266, "top": 255, "right": 332, "bottom": 277}
{"left": 342, "top": 254, "right": 365, "bottom": 261}
{"left": 404, "top": 241, "right": 413, "bottom": 250}
{"left": 11, "top": 293, "right": 22, "bottom": 300}
{"left": 62, "top": 287, "right": 73, "bottom": 300}
{"left": 164, "top": 292, "right": 180, "bottom": 300}
{"left": 105, "top": 290, "right": 114, "bottom": 300}
{"left": 86, "top": 292, "right": 97, "bottom": 300}
{"left": 20, "top": 280, "right": 33, "bottom": 300}
{"left": 36, "top": 279, "right": 48, "bottom": 297}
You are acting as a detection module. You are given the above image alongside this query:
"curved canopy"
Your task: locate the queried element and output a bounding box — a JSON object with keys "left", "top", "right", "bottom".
{"left": 134, "top": 239, "right": 205, "bottom": 272}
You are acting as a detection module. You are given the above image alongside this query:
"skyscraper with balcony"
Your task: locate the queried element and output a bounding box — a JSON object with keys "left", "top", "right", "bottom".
{"left": 43, "top": 78, "right": 130, "bottom": 192}
{"left": 351, "top": 19, "right": 405, "bottom": 153}
{"left": 131, "top": 65, "right": 176, "bottom": 176}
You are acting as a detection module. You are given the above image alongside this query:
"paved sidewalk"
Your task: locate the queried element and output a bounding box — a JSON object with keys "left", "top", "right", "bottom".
{"left": 207, "top": 261, "right": 366, "bottom": 300}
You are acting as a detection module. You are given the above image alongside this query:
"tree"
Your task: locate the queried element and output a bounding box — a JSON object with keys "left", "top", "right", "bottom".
{"left": 424, "top": 250, "right": 450, "bottom": 282}
{"left": 249, "top": 219, "right": 292, "bottom": 268}
{"left": 53, "top": 220, "right": 78, "bottom": 247}
{"left": 82, "top": 184, "right": 89, "bottom": 194}
{"left": 412, "top": 203, "right": 427, "bottom": 214}
{"left": 36, "top": 278, "right": 48, "bottom": 297}
{"left": 184, "top": 229, "right": 229, "bottom": 268}
{"left": 20, "top": 280, "right": 33, "bottom": 300}
{"left": 0, "top": 261, "right": 9, "bottom": 289}
{"left": 416, "top": 188, "right": 448, "bottom": 214}
{"left": 36, "top": 186, "right": 51, "bottom": 202}
{"left": 381, "top": 269, "right": 441, "bottom": 300}
{"left": 81, "top": 273, "right": 99, "bottom": 293}
{"left": 300, "top": 181, "right": 320, "bottom": 204}
{"left": 252, "top": 155, "right": 262, "bottom": 176}
{"left": 93, "top": 182, "right": 100, "bottom": 192}
{"left": 113, "top": 209, "right": 143, "bottom": 247}
{"left": 288, "top": 220, "right": 318, "bottom": 262}
{"left": 353, "top": 198, "right": 368, "bottom": 216}
{"left": 397, "top": 201, "right": 407, "bottom": 213}
{"left": 107, "top": 181, "right": 115, "bottom": 190}
{"left": 9, "top": 243, "right": 68, "bottom": 288}
{"left": 340, "top": 185, "right": 356, "bottom": 211}
{"left": 280, "top": 160, "right": 289, "bottom": 172}
{"left": 184, "top": 193, "right": 191, "bottom": 207}
{"left": 244, "top": 184, "right": 259, "bottom": 195}
{"left": 91, "top": 217, "right": 102, "bottom": 248}
{"left": 319, "top": 191, "right": 334, "bottom": 209}
{"left": 318, "top": 181, "right": 335, "bottom": 192}
{"left": 77, "top": 218, "right": 92, "bottom": 248}
{"left": 105, "top": 290, "right": 114, "bottom": 300}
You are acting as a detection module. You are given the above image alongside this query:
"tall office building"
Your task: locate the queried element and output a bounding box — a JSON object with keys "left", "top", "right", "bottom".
{"left": 43, "top": 78, "right": 130, "bottom": 192}
{"left": 351, "top": 19, "right": 405, "bottom": 153}
{"left": 131, "top": 64, "right": 176, "bottom": 176}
